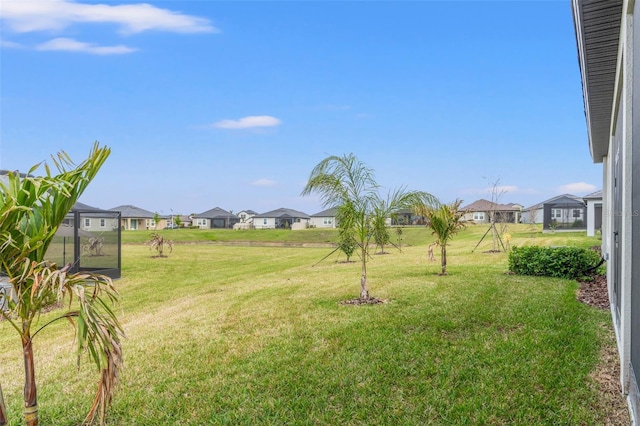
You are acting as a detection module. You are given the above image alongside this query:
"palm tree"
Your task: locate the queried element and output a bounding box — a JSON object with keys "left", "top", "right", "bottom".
{"left": 302, "top": 154, "right": 435, "bottom": 300}
{"left": 0, "top": 142, "right": 124, "bottom": 426}
{"left": 148, "top": 232, "right": 173, "bottom": 257}
{"left": 414, "top": 199, "right": 467, "bottom": 275}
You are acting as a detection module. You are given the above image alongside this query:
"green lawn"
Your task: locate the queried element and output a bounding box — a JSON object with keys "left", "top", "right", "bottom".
{"left": 0, "top": 224, "right": 617, "bottom": 425}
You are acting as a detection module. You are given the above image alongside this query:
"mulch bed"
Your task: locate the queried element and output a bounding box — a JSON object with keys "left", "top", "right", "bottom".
{"left": 340, "top": 297, "right": 386, "bottom": 305}
{"left": 577, "top": 273, "right": 610, "bottom": 310}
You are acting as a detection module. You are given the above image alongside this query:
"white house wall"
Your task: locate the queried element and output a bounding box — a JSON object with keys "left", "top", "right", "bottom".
{"left": 254, "top": 217, "right": 276, "bottom": 229}
{"left": 310, "top": 217, "right": 336, "bottom": 228}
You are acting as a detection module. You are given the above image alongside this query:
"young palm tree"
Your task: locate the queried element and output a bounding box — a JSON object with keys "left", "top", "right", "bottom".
{"left": 0, "top": 143, "right": 124, "bottom": 426}
{"left": 414, "top": 199, "right": 467, "bottom": 275}
{"left": 302, "top": 154, "right": 435, "bottom": 300}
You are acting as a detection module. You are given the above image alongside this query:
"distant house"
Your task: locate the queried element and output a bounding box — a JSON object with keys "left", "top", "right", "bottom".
{"left": 66, "top": 202, "right": 119, "bottom": 233}
{"left": 521, "top": 194, "right": 585, "bottom": 227}
{"left": 460, "top": 199, "right": 522, "bottom": 224}
{"left": 175, "top": 215, "right": 192, "bottom": 228}
{"left": 390, "top": 208, "right": 426, "bottom": 226}
{"left": 110, "top": 205, "right": 159, "bottom": 230}
{"left": 584, "top": 190, "right": 603, "bottom": 237}
{"left": 253, "top": 208, "right": 310, "bottom": 230}
{"left": 310, "top": 207, "right": 338, "bottom": 228}
{"left": 192, "top": 207, "right": 239, "bottom": 229}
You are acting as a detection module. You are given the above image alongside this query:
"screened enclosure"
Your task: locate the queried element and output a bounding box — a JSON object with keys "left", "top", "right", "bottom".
{"left": 542, "top": 196, "right": 587, "bottom": 231}
{"left": 46, "top": 202, "right": 121, "bottom": 279}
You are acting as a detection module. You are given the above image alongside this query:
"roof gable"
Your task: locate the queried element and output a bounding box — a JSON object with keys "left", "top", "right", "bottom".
{"left": 311, "top": 207, "right": 338, "bottom": 217}
{"left": 109, "top": 205, "right": 156, "bottom": 218}
{"left": 193, "top": 207, "right": 235, "bottom": 219}
{"left": 460, "top": 199, "right": 519, "bottom": 212}
{"left": 254, "top": 207, "right": 310, "bottom": 219}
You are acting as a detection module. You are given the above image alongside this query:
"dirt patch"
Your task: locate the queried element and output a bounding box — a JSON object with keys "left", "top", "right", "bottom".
{"left": 340, "top": 297, "right": 387, "bottom": 305}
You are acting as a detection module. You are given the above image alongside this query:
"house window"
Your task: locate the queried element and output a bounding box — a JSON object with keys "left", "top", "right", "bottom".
{"left": 146, "top": 219, "right": 156, "bottom": 228}
{"left": 263, "top": 219, "right": 268, "bottom": 225}
{"left": 573, "top": 209, "right": 582, "bottom": 218}
{"left": 100, "top": 219, "right": 106, "bottom": 228}
{"left": 473, "top": 212, "right": 485, "bottom": 221}
{"left": 323, "top": 218, "right": 333, "bottom": 225}
{"left": 196, "top": 218, "right": 207, "bottom": 227}
{"left": 552, "top": 209, "right": 562, "bottom": 219}
{"left": 84, "top": 218, "right": 91, "bottom": 228}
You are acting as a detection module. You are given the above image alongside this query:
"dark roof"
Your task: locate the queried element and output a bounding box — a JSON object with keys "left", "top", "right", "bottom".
{"left": 109, "top": 205, "right": 156, "bottom": 218}
{"left": 572, "top": 0, "right": 623, "bottom": 162}
{"left": 544, "top": 195, "right": 586, "bottom": 207}
{"left": 524, "top": 194, "right": 584, "bottom": 211}
{"left": 72, "top": 201, "right": 104, "bottom": 212}
{"left": 239, "top": 209, "right": 258, "bottom": 215}
{"left": 254, "top": 208, "right": 310, "bottom": 219}
{"left": 311, "top": 207, "right": 338, "bottom": 217}
{"left": 460, "top": 199, "right": 520, "bottom": 212}
{"left": 193, "top": 207, "right": 236, "bottom": 219}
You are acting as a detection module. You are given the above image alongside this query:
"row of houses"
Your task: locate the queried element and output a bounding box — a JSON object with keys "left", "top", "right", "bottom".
{"left": 101, "top": 191, "right": 603, "bottom": 235}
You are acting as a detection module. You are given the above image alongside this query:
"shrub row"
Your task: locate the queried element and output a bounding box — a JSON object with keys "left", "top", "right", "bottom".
{"left": 508, "top": 245, "right": 602, "bottom": 279}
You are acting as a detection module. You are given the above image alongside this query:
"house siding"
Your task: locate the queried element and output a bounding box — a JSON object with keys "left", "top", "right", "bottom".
{"left": 574, "top": 1, "right": 639, "bottom": 421}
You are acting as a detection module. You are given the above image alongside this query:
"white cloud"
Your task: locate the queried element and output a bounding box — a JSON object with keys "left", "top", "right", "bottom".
{"left": 213, "top": 115, "right": 282, "bottom": 129}
{"left": 557, "top": 182, "right": 597, "bottom": 194}
{"left": 0, "top": 38, "right": 23, "bottom": 49}
{"left": 0, "top": 0, "right": 217, "bottom": 35}
{"left": 251, "top": 179, "right": 277, "bottom": 187}
{"left": 36, "top": 37, "right": 136, "bottom": 54}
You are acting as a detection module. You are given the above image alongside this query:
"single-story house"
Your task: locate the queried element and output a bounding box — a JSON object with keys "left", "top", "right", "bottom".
{"left": 192, "top": 207, "right": 239, "bottom": 229}
{"left": 310, "top": 207, "right": 338, "bottom": 228}
{"left": 584, "top": 190, "right": 603, "bottom": 237}
{"left": 459, "top": 199, "right": 522, "bottom": 224}
{"left": 64, "top": 201, "right": 119, "bottom": 233}
{"left": 110, "top": 205, "right": 160, "bottom": 230}
{"left": 521, "top": 194, "right": 585, "bottom": 226}
{"left": 252, "top": 208, "right": 310, "bottom": 230}
{"left": 172, "top": 215, "right": 192, "bottom": 228}
{"left": 390, "top": 208, "right": 426, "bottom": 226}
{"left": 573, "top": 0, "right": 640, "bottom": 421}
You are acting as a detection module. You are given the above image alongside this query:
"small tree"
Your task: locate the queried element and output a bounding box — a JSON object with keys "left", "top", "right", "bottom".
{"left": 174, "top": 214, "right": 183, "bottom": 228}
{"left": 153, "top": 212, "right": 161, "bottom": 230}
{"left": 302, "top": 154, "right": 435, "bottom": 300}
{"left": 0, "top": 143, "right": 123, "bottom": 426}
{"left": 149, "top": 233, "right": 173, "bottom": 257}
{"left": 336, "top": 204, "right": 357, "bottom": 262}
{"left": 414, "top": 199, "right": 467, "bottom": 275}
{"left": 372, "top": 203, "right": 391, "bottom": 254}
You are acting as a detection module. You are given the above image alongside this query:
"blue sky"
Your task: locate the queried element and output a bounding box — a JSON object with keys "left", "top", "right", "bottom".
{"left": 0, "top": 0, "right": 600, "bottom": 216}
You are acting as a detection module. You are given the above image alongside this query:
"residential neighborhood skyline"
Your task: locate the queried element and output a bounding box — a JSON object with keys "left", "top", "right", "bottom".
{"left": 1, "top": 1, "right": 601, "bottom": 215}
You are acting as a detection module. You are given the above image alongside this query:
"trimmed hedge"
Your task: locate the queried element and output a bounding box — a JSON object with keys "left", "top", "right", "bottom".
{"left": 508, "top": 245, "right": 602, "bottom": 279}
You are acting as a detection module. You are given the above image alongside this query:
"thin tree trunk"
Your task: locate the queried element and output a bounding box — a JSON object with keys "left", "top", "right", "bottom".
{"left": 22, "top": 327, "right": 38, "bottom": 426}
{"left": 440, "top": 245, "right": 447, "bottom": 275}
{"left": 0, "top": 382, "right": 7, "bottom": 426}
{"left": 360, "top": 253, "right": 369, "bottom": 300}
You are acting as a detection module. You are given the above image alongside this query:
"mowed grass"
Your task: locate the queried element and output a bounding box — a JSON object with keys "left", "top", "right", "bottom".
{"left": 0, "top": 225, "right": 614, "bottom": 425}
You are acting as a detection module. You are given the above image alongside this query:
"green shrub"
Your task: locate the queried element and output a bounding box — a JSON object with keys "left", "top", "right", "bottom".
{"left": 508, "top": 245, "right": 602, "bottom": 279}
